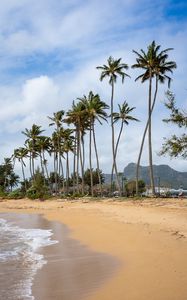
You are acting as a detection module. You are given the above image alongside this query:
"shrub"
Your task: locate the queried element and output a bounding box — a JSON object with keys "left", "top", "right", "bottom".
{"left": 0, "top": 186, "right": 8, "bottom": 198}
{"left": 8, "top": 189, "right": 24, "bottom": 199}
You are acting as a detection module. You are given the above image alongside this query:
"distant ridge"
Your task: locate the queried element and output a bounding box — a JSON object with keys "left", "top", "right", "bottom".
{"left": 123, "top": 163, "right": 187, "bottom": 189}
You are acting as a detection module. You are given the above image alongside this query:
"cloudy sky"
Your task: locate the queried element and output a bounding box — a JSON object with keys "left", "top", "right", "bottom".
{"left": 0, "top": 0, "right": 187, "bottom": 175}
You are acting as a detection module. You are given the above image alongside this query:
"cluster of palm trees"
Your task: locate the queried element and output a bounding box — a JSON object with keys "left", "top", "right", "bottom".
{"left": 12, "top": 93, "right": 136, "bottom": 196}
{"left": 11, "top": 41, "right": 176, "bottom": 197}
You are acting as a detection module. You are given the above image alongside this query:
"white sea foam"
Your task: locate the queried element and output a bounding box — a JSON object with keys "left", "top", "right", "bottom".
{"left": 0, "top": 217, "right": 58, "bottom": 300}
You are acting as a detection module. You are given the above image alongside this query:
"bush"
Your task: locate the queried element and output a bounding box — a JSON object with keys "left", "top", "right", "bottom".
{"left": 0, "top": 186, "right": 8, "bottom": 198}
{"left": 26, "top": 168, "right": 50, "bottom": 200}
{"left": 26, "top": 186, "right": 50, "bottom": 200}
{"left": 8, "top": 189, "right": 24, "bottom": 199}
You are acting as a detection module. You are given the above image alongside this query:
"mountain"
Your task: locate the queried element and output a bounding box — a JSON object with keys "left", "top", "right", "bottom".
{"left": 123, "top": 163, "right": 187, "bottom": 189}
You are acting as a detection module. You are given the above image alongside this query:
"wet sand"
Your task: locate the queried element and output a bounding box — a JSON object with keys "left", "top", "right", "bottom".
{"left": 0, "top": 198, "right": 187, "bottom": 300}
{"left": 0, "top": 212, "right": 118, "bottom": 300}
{"left": 32, "top": 217, "right": 119, "bottom": 300}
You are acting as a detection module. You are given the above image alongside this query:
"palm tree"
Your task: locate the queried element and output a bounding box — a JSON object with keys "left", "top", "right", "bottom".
{"left": 132, "top": 41, "right": 176, "bottom": 195}
{"left": 9, "top": 173, "right": 20, "bottom": 191}
{"left": 59, "top": 127, "right": 75, "bottom": 193}
{"left": 22, "top": 124, "right": 44, "bottom": 178}
{"left": 79, "top": 91, "right": 109, "bottom": 196}
{"left": 65, "top": 101, "right": 87, "bottom": 193}
{"left": 12, "top": 147, "right": 28, "bottom": 191}
{"left": 97, "top": 56, "right": 130, "bottom": 195}
{"left": 51, "top": 131, "right": 59, "bottom": 193}
{"left": 48, "top": 111, "right": 65, "bottom": 191}
{"left": 112, "top": 101, "right": 139, "bottom": 178}
{"left": 36, "top": 136, "right": 51, "bottom": 182}
{"left": 62, "top": 132, "right": 75, "bottom": 194}
{"left": 3, "top": 157, "right": 13, "bottom": 191}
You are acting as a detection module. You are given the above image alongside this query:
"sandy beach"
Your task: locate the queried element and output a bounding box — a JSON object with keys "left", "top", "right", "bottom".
{"left": 0, "top": 197, "right": 187, "bottom": 300}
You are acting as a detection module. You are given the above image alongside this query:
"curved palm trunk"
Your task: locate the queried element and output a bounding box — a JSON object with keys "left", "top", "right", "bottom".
{"left": 112, "top": 121, "right": 124, "bottom": 189}
{"left": 111, "top": 81, "right": 121, "bottom": 195}
{"left": 92, "top": 122, "right": 102, "bottom": 196}
{"left": 136, "top": 78, "right": 158, "bottom": 195}
{"left": 148, "top": 76, "right": 155, "bottom": 195}
{"left": 89, "top": 124, "right": 93, "bottom": 196}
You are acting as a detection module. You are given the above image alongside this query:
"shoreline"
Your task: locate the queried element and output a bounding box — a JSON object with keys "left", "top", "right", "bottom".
{"left": 0, "top": 198, "right": 187, "bottom": 300}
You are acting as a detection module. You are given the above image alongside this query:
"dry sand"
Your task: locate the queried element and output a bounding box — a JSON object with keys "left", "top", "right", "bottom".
{"left": 0, "top": 197, "right": 187, "bottom": 300}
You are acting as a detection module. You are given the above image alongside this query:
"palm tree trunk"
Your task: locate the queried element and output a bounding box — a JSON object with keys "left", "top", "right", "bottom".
{"left": 136, "top": 78, "right": 158, "bottom": 195}
{"left": 72, "top": 132, "right": 76, "bottom": 194}
{"left": 31, "top": 150, "right": 35, "bottom": 179}
{"left": 76, "top": 128, "right": 80, "bottom": 193}
{"left": 21, "top": 159, "right": 27, "bottom": 191}
{"left": 39, "top": 152, "right": 45, "bottom": 179}
{"left": 111, "top": 81, "right": 121, "bottom": 195}
{"left": 66, "top": 153, "right": 70, "bottom": 194}
{"left": 54, "top": 150, "right": 58, "bottom": 194}
{"left": 42, "top": 151, "right": 49, "bottom": 180}
{"left": 92, "top": 122, "right": 102, "bottom": 196}
{"left": 29, "top": 154, "right": 33, "bottom": 178}
{"left": 148, "top": 75, "right": 155, "bottom": 195}
{"left": 59, "top": 156, "right": 65, "bottom": 194}
{"left": 89, "top": 124, "right": 93, "bottom": 196}
{"left": 59, "top": 156, "right": 65, "bottom": 193}
{"left": 112, "top": 122, "right": 124, "bottom": 174}
{"left": 79, "top": 134, "right": 84, "bottom": 195}
{"left": 42, "top": 151, "right": 52, "bottom": 193}
{"left": 81, "top": 133, "right": 85, "bottom": 194}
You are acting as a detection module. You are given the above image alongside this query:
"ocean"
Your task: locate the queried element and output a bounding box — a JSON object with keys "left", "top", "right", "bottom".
{"left": 0, "top": 215, "right": 58, "bottom": 300}
{"left": 0, "top": 212, "right": 119, "bottom": 300}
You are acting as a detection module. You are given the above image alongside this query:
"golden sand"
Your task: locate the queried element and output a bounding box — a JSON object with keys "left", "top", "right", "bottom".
{"left": 1, "top": 198, "right": 187, "bottom": 300}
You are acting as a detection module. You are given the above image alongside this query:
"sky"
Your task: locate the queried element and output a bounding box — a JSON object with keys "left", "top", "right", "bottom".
{"left": 0, "top": 0, "right": 187, "bottom": 176}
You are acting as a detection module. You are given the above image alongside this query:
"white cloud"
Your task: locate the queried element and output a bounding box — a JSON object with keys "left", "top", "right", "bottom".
{"left": 0, "top": 76, "right": 61, "bottom": 132}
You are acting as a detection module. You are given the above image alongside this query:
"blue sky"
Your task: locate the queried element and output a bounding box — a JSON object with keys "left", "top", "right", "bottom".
{"left": 0, "top": 0, "right": 187, "bottom": 175}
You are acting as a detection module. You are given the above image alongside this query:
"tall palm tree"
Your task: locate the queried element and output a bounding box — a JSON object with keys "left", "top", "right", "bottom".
{"left": 22, "top": 124, "right": 44, "bottom": 179}
{"left": 112, "top": 101, "right": 139, "bottom": 177}
{"left": 132, "top": 41, "right": 176, "bottom": 195}
{"left": 59, "top": 127, "right": 75, "bottom": 193}
{"left": 97, "top": 56, "right": 130, "bottom": 195}
{"left": 48, "top": 110, "right": 65, "bottom": 191}
{"left": 36, "top": 136, "right": 51, "bottom": 181}
{"left": 3, "top": 157, "right": 13, "bottom": 191}
{"left": 79, "top": 91, "right": 109, "bottom": 196}
{"left": 12, "top": 147, "right": 28, "bottom": 191}
{"left": 51, "top": 131, "right": 59, "bottom": 193}
{"left": 64, "top": 101, "right": 87, "bottom": 194}
{"left": 62, "top": 132, "right": 75, "bottom": 194}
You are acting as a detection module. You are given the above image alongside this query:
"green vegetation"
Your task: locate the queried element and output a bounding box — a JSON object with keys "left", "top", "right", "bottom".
{"left": 161, "top": 91, "right": 187, "bottom": 158}
{"left": 125, "top": 180, "right": 146, "bottom": 197}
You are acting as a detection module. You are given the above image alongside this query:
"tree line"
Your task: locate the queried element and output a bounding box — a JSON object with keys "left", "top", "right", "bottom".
{"left": 1, "top": 40, "right": 183, "bottom": 198}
